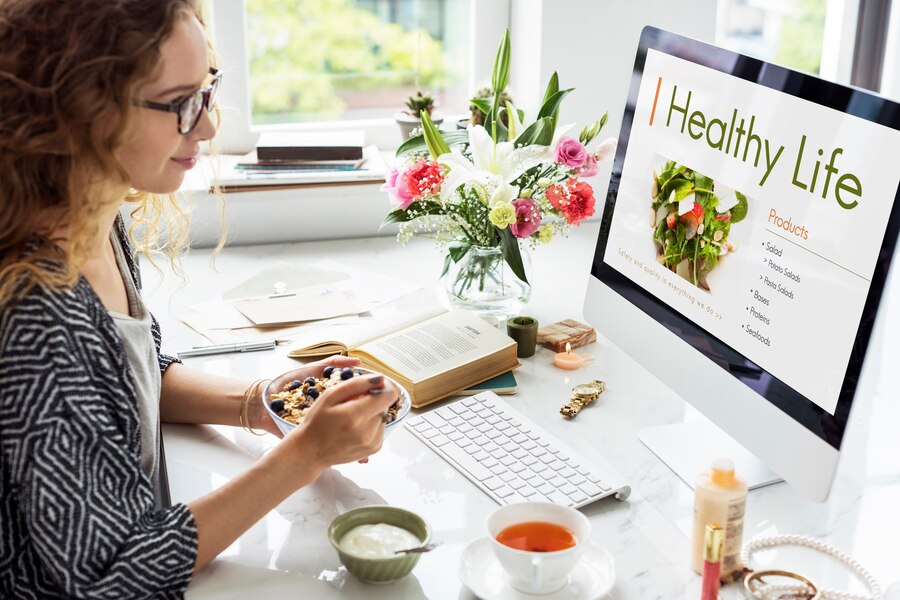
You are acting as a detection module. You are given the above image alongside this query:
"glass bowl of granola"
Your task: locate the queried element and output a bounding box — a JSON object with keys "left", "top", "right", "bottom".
{"left": 261, "top": 366, "right": 411, "bottom": 438}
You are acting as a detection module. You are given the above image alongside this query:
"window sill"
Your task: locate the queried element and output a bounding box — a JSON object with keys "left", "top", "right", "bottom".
{"left": 178, "top": 149, "right": 396, "bottom": 249}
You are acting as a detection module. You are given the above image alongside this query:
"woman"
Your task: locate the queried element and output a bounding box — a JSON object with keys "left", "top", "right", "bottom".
{"left": 0, "top": 1, "right": 397, "bottom": 598}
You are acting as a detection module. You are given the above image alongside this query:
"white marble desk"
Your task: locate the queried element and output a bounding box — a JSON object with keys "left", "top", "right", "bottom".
{"left": 141, "top": 223, "right": 900, "bottom": 599}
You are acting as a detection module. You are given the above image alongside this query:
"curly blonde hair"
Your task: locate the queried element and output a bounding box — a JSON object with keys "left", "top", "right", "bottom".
{"left": 0, "top": 0, "right": 214, "bottom": 306}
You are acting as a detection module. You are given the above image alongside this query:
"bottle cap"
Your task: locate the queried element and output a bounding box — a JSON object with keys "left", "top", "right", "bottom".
{"left": 704, "top": 523, "right": 724, "bottom": 563}
{"left": 710, "top": 458, "right": 736, "bottom": 486}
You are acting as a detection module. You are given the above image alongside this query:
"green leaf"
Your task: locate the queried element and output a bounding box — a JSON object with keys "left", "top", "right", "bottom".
{"left": 499, "top": 228, "right": 528, "bottom": 284}
{"left": 730, "top": 191, "right": 749, "bottom": 223}
{"left": 693, "top": 173, "right": 714, "bottom": 207}
{"left": 489, "top": 29, "right": 511, "bottom": 143}
{"left": 662, "top": 178, "right": 693, "bottom": 203}
{"left": 541, "top": 72, "right": 559, "bottom": 109}
{"left": 380, "top": 210, "right": 414, "bottom": 230}
{"left": 537, "top": 88, "right": 573, "bottom": 121}
{"left": 420, "top": 110, "right": 451, "bottom": 159}
{"left": 397, "top": 130, "right": 468, "bottom": 157}
{"left": 538, "top": 87, "right": 572, "bottom": 134}
{"left": 440, "top": 242, "right": 471, "bottom": 277}
{"left": 491, "top": 29, "right": 511, "bottom": 94}
{"left": 448, "top": 241, "right": 472, "bottom": 263}
{"left": 515, "top": 116, "right": 553, "bottom": 147}
{"left": 469, "top": 98, "right": 492, "bottom": 116}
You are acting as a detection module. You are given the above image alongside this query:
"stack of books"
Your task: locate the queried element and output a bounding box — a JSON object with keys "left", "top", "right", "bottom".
{"left": 236, "top": 131, "right": 366, "bottom": 175}
{"left": 203, "top": 130, "right": 387, "bottom": 191}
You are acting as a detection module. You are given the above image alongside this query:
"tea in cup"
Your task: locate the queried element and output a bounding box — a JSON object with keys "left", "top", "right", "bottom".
{"left": 486, "top": 502, "right": 591, "bottom": 594}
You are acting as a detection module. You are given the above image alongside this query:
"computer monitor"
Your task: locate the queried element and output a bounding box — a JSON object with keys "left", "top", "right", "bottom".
{"left": 585, "top": 26, "right": 900, "bottom": 502}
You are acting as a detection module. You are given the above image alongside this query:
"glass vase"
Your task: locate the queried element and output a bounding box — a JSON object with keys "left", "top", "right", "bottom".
{"left": 444, "top": 244, "right": 532, "bottom": 317}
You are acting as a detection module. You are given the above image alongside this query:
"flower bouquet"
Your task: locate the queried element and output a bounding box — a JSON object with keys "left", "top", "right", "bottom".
{"left": 381, "top": 30, "right": 616, "bottom": 315}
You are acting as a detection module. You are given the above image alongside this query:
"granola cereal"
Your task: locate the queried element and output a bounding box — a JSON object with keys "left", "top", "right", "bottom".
{"left": 268, "top": 367, "right": 402, "bottom": 425}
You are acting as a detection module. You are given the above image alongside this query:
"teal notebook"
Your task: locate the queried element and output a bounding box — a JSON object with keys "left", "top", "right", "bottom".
{"left": 457, "top": 370, "right": 517, "bottom": 396}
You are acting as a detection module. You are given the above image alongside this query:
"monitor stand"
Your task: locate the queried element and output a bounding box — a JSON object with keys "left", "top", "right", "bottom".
{"left": 638, "top": 415, "right": 783, "bottom": 490}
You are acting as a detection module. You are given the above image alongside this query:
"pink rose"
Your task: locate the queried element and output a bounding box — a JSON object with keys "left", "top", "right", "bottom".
{"left": 510, "top": 198, "right": 542, "bottom": 238}
{"left": 577, "top": 154, "right": 599, "bottom": 177}
{"left": 555, "top": 136, "right": 588, "bottom": 168}
{"left": 381, "top": 166, "right": 415, "bottom": 210}
{"left": 593, "top": 137, "right": 617, "bottom": 162}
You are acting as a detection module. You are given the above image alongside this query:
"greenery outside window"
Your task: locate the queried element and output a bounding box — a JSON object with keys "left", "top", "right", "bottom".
{"left": 210, "top": 0, "right": 507, "bottom": 153}
{"left": 715, "top": 0, "right": 828, "bottom": 76}
{"left": 245, "top": 0, "right": 471, "bottom": 126}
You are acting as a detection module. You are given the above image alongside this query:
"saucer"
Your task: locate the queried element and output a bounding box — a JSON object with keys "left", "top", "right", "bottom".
{"left": 458, "top": 538, "right": 615, "bottom": 600}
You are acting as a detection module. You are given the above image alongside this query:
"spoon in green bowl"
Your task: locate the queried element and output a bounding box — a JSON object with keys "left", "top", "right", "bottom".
{"left": 394, "top": 542, "right": 440, "bottom": 554}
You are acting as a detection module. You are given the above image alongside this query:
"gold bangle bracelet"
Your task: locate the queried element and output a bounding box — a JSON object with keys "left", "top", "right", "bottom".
{"left": 239, "top": 378, "right": 269, "bottom": 436}
{"left": 744, "top": 570, "right": 819, "bottom": 600}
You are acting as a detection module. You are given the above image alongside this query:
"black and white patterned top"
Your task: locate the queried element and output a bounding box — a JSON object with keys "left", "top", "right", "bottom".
{"left": 0, "top": 216, "right": 197, "bottom": 599}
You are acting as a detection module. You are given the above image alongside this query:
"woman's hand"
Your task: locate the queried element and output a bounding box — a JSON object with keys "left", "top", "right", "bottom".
{"left": 247, "top": 355, "right": 361, "bottom": 437}
{"left": 281, "top": 371, "right": 398, "bottom": 476}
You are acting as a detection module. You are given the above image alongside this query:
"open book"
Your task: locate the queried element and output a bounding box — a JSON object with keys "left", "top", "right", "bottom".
{"left": 288, "top": 310, "right": 519, "bottom": 408}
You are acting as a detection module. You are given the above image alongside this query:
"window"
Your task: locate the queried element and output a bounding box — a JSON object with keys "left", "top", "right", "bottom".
{"left": 245, "top": 0, "right": 470, "bottom": 125}
{"left": 715, "top": 0, "right": 896, "bottom": 93}
{"left": 715, "top": 0, "right": 828, "bottom": 76}
{"left": 211, "top": 0, "right": 508, "bottom": 153}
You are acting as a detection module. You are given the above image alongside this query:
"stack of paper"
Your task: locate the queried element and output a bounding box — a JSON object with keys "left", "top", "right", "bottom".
{"left": 179, "top": 261, "right": 423, "bottom": 346}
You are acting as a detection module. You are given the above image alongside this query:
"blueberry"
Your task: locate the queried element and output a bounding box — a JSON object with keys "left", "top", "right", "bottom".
{"left": 304, "top": 377, "right": 316, "bottom": 386}
{"left": 269, "top": 399, "right": 285, "bottom": 413}
{"left": 340, "top": 368, "right": 355, "bottom": 380}
{"left": 306, "top": 387, "right": 320, "bottom": 400}
{"left": 288, "top": 379, "right": 302, "bottom": 391}
{"left": 323, "top": 366, "right": 334, "bottom": 378}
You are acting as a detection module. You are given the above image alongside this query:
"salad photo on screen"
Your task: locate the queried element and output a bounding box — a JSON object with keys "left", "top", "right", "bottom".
{"left": 650, "top": 160, "right": 748, "bottom": 290}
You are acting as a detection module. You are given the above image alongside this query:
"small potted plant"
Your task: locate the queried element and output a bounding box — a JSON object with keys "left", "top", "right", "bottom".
{"left": 395, "top": 91, "right": 443, "bottom": 140}
{"left": 461, "top": 86, "right": 514, "bottom": 129}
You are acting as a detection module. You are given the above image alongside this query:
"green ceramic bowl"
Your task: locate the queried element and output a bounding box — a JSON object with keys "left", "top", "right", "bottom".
{"left": 328, "top": 506, "right": 431, "bottom": 584}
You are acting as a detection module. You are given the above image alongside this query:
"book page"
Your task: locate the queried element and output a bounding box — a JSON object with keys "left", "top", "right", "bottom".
{"left": 354, "top": 310, "right": 515, "bottom": 382}
{"left": 287, "top": 289, "right": 444, "bottom": 357}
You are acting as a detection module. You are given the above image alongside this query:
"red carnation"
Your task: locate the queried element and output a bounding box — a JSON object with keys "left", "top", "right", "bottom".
{"left": 404, "top": 158, "right": 445, "bottom": 199}
{"left": 545, "top": 178, "right": 595, "bottom": 224}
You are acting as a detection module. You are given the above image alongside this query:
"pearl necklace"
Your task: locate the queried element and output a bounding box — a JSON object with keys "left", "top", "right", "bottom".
{"left": 740, "top": 534, "right": 881, "bottom": 600}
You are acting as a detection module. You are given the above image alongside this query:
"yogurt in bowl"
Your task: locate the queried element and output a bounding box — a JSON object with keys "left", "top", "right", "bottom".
{"left": 328, "top": 506, "right": 431, "bottom": 583}
{"left": 339, "top": 523, "right": 421, "bottom": 559}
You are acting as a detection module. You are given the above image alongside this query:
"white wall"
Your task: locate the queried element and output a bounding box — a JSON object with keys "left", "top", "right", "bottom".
{"left": 508, "top": 0, "right": 717, "bottom": 201}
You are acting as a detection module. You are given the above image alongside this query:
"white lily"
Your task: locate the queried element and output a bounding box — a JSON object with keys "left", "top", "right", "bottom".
{"left": 437, "top": 125, "right": 546, "bottom": 204}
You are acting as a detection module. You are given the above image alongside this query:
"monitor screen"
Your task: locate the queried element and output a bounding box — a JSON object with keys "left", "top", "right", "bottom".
{"left": 592, "top": 27, "right": 900, "bottom": 452}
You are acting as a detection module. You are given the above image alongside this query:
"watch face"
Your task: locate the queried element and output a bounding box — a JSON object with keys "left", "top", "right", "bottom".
{"left": 573, "top": 383, "right": 601, "bottom": 397}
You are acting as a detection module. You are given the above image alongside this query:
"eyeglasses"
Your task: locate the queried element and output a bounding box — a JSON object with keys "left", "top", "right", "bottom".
{"left": 136, "top": 68, "right": 221, "bottom": 135}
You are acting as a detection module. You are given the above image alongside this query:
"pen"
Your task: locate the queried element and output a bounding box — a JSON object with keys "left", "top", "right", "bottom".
{"left": 178, "top": 340, "right": 276, "bottom": 358}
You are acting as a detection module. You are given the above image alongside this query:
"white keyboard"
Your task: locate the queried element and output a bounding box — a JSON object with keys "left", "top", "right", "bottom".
{"left": 405, "top": 392, "right": 631, "bottom": 508}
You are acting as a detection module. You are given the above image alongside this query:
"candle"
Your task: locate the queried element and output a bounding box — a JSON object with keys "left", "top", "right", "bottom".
{"left": 506, "top": 316, "right": 539, "bottom": 358}
{"left": 553, "top": 342, "right": 587, "bottom": 370}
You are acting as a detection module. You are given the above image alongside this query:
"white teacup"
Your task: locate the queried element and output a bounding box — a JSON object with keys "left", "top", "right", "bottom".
{"left": 486, "top": 502, "right": 591, "bottom": 594}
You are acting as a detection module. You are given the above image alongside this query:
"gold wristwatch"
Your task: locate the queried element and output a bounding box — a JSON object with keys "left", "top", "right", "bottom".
{"left": 560, "top": 380, "right": 606, "bottom": 418}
